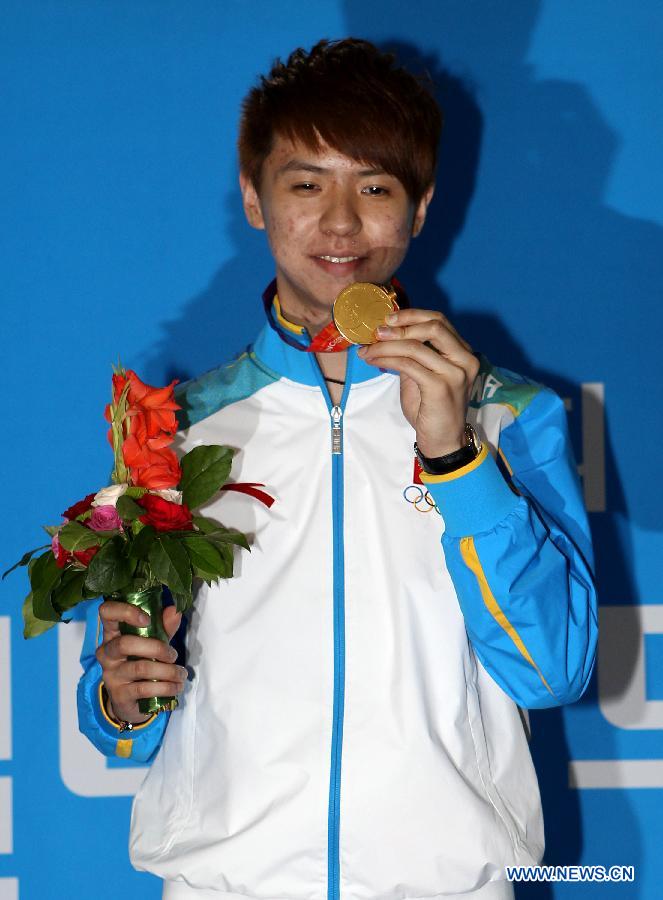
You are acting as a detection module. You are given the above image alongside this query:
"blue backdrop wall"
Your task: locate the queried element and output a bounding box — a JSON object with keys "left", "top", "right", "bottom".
{"left": 2, "top": 2, "right": 662, "bottom": 898}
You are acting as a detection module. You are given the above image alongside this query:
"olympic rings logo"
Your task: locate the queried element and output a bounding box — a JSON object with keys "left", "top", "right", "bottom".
{"left": 402, "top": 484, "right": 441, "bottom": 515}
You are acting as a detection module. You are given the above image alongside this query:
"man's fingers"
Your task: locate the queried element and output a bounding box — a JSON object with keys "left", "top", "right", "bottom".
{"left": 362, "top": 354, "right": 446, "bottom": 390}
{"left": 124, "top": 680, "right": 186, "bottom": 701}
{"left": 102, "top": 633, "right": 178, "bottom": 664}
{"left": 99, "top": 599, "right": 150, "bottom": 635}
{"left": 373, "top": 323, "right": 480, "bottom": 385}
{"left": 116, "top": 658, "right": 188, "bottom": 685}
{"left": 163, "top": 606, "right": 183, "bottom": 640}
{"left": 377, "top": 320, "right": 474, "bottom": 366}
{"left": 382, "top": 308, "right": 473, "bottom": 352}
{"left": 364, "top": 338, "right": 471, "bottom": 385}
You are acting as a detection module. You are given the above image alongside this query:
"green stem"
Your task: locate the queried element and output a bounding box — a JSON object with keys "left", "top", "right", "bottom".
{"left": 109, "top": 380, "right": 131, "bottom": 485}
{"left": 113, "top": 584, "right": 179, "bottom": 715}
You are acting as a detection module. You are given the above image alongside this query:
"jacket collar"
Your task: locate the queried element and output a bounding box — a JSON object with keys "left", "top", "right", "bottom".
{"left": 251, "top": 278, "right": 391, "bottom": 387}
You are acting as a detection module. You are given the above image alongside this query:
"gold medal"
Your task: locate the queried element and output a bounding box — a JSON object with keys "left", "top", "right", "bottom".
{"left": 332, "top": 282, "right": 399, "bottom": 345}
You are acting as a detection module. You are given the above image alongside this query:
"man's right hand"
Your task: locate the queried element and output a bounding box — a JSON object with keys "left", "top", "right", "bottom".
{"left": 96, "top": 600, "right": 187, "bottom": 725}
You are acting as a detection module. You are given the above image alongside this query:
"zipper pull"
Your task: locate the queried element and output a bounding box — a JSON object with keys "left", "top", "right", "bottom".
{"left": 331, "top": 405, "right": 343, "bottom": 455}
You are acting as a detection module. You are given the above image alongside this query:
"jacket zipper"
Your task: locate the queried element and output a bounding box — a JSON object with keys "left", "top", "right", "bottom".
{"left": 309, "top": 353, "right": 354, "bottom": 900}
{"left": 329, "top": 399, "right": 345, "bottom": 900}
{"left": 331, "top": 405, "right": 343, "bottom": 455}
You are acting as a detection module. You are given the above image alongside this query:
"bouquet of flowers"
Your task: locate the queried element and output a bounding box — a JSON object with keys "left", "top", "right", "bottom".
{"left": 3, "top": 365, "right": 250, "bottom": 712}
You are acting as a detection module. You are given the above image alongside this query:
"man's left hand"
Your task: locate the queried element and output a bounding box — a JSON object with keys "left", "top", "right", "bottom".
{"left": 357, "top": 308, "right": 480, "bottom": 458}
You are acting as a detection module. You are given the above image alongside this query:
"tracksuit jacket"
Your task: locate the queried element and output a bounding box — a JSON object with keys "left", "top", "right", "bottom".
{"left": 77, "top": 280, "right": 598, "bottom": 899}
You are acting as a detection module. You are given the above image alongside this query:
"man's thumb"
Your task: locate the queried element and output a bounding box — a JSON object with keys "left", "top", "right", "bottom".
{"left": 163, "top": 607, "right": 183, "bottom": 640}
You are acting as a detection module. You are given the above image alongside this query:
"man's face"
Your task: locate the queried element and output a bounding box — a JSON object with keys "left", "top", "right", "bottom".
{"left": 239, "top": 133, "right": 434, "bottom": 321}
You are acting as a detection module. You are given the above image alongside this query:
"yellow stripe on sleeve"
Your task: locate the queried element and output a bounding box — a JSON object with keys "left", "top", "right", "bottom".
{"left": 497, "top": 446, "right": 514, "bottom": 477}
{"left": 459, "top": 536, "right": 555, "bottom": 697}
{"left": 419, "top": 443, "right": 489, "bottom": 484}
{"left": 116, "top": 739, "right": 133, "bottom": 758}
{"left": 98, "top": 682, "right": 157, "bottom": 731}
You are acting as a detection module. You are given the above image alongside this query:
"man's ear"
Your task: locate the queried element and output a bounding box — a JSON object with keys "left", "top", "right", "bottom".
{"left": 411, "top": 182, "right": 435, "bottom": 238}
{"left": 239, "top": 171, "right": 266, "bottom": 230}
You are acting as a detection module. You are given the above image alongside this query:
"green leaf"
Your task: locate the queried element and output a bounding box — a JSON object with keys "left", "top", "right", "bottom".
{"left": 128, "top": 524, "right": 156, "bottom": 561}
{"left": 84, "top": 537, "right": 134, "bottom": 594}
{"left": 203, "top": 539, "right": 234, "bottom": 578}
{"left": 82, "top": 580, "right": 103, "bottom": 600}
{"left": 182, "top": 535, "right": 228, "bottom": 580}
{"left": 148, "top": 535, "right": 192, "bottom": 597}
{"left": 219, "top": 543, "right": 234, "bottom": 575}
{"left": 116, "top": 494, "right": 145, "bottom": 521}
{"left": 192, "top": 515, "right": 250, "bottom": 552}
{"left": 22, "top": 593, "right": 57, "bottom": 639}
{"left": 205, "top": 528, "right": 250, "bottom": 552}
{"left": 179, "top": 445, "right": 234, "bottom": 510}
{"left": 58, "top": 521, "right": 100, "bottom": 552}
{"left": 29, "top": 552, "right": 63, "bottom": 623}
{"left": 42, "top": 525, "right": 60, "bottom": 537}
{"left": 192, "top": 515, "right": 219, "bottom": 534}
{"left": 52, "top": 569, "right": 86, "bottom": 612}
{"left": 172, "top": 591, "right": 193, "bottom": 614}
{"left": 2, "top": 544, "right": 50, "bottom": 580}
{"left": 125, "top": 486, "right": 147, "bottom": 498}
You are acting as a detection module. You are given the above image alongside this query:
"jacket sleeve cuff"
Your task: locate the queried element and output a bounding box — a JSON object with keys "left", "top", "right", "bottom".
{"left": 77, "top": 661, "right": 162, "bottom": 756}
{"left": 95, "top": 680, "right": 158, "bottom": 735}
{"left": 420, "top": 443, "right": 520, "bottom": 537}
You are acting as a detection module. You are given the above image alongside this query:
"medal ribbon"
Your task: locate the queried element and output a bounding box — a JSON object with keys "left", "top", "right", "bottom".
{"left": 307, "top": 321, "right": 353, "bottom": 353}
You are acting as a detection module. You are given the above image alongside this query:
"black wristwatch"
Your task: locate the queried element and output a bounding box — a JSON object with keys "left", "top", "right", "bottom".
{"left": 414, "top": 424, "right": 482, "bottom": 475}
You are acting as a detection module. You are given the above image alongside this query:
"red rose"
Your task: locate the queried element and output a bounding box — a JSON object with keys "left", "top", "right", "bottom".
{"left": 137, "top": 494, "right": 193, "bottom": 532}
{"left": 62, "top": 493, "right": 96, "bottom": 521}
{"left": 53, "top": 536, "right": 71, "bottom": 568}
{"left": 52, "top": 534, "right": 100, "bottom": 569}
{"left": 73, "top": 546, "right": 100, "bottom": 567}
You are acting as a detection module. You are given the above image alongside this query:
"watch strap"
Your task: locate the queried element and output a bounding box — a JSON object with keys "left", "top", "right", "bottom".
{"left": 414, "top": 424, "right": 482, "bottom": 475}
{"left": 101, "top": 682, "right": 150, "bottom": 732}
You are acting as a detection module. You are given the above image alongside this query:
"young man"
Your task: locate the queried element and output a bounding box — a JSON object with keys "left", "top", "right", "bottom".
{"left": 77, "top": 38, "right": 598, "bottom": 900}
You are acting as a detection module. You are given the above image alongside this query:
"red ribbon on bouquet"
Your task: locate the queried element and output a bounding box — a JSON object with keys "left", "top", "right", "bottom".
{"left": 220, "top": 483, "right": 275, "bottom": 508}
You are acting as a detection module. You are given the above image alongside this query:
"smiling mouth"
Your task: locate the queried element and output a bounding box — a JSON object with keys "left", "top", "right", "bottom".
{"left": 316, "top": 255, "right": 362, "bottom": 263}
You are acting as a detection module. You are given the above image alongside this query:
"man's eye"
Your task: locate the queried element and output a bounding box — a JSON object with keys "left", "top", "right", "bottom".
{"left": 294, "top": 183, "right": 317, "bottom": 191}
{"left": 362, "top": 185, "right": 388, "bottom": 196}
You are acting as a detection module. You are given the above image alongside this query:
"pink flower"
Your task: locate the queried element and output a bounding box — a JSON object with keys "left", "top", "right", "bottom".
{"left": 51, "top": 533, "right": 69, "bottom": 568}
{"left": 88, "top": 505, "right": 123, "bottom": 532}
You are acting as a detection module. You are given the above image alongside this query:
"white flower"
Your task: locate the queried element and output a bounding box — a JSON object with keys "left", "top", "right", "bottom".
{"left": 92, "top": 484, "right": 129, "bottom": 507}
{"left": 151, "top": 488, "right": 183, "bottom": 505}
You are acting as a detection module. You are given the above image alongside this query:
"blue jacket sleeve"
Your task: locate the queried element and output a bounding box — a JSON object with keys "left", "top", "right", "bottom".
{"left": 76, "top": 597, "right": 171, "bottom": 762}
{"left": 421, "top": 384, "right": 598, "bottom": 710}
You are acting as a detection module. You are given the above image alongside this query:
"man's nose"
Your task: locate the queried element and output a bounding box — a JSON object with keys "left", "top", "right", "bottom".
{"left": 319, "top": 189, "right": 362, "bottom": 237}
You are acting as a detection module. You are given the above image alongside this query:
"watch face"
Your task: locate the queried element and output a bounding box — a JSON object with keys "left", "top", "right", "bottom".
{"left": 465, "top": 424, "right": 482, "bottom": 454}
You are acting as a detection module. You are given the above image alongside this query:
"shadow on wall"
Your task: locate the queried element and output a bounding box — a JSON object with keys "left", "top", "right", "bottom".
{"left": 335, "top": 5, "right": 659, "bottom": 898}
{"left": 141, "top": 3, "right": 663, "bottom": 895}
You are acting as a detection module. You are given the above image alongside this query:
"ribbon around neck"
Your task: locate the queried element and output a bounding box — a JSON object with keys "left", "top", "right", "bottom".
{"left": 261, "top": 277, "right": 410, "bottom": 353}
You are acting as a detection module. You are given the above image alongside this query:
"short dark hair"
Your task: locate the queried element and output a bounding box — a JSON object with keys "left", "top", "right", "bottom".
{"left": 238, "top": 37, "right": 443, "bottom": 206}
